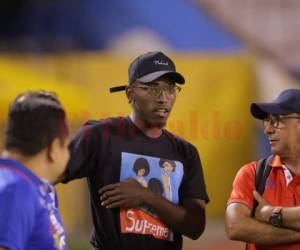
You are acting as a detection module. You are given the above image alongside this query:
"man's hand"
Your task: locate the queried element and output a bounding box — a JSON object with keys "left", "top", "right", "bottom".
{"left": 98, "top": 178, "right": 150, "bottom": 209}
{"left": 99, "top": 178, "right": 206, "bottom": 239}
{"left": 253, "top": 190, "right": 274, "bottom": 223}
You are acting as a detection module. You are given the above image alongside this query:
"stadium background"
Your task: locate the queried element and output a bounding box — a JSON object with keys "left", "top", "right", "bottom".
{"left": 1, "top": 1, "right": 299, "bottom": 249}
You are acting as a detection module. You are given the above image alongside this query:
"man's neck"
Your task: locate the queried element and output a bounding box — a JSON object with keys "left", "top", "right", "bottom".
{"left": 281, "top": 155, "right": 300, "bottom": 175}
{"left": 129, "top": 114, "right": 163, "bottom": 138}
{"left": 1, "top": 150, "right": 51, "bottom": 182}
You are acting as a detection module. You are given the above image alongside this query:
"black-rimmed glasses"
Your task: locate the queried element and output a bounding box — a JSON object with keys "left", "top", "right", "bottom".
{"left": 263, "top": 114, "right": 300, "bottom": 129}
{"left": 131, "top": 84, "right": 181, "bottom": 97}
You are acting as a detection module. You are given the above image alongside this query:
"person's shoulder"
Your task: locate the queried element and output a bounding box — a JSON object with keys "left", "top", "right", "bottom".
{"left": 164, "top": 129, "right": 195, "bottom": 149}
{"left": 241, "top": 160, "right": 257, "bottom": 171}
{"left": 163, "top": 130, "right": 199, "bottom": 158}
{"left": 72, "top": 117, "right": 128, "bottom": 140}
{"left": 0, "top": 168, "right": 35, "bottom": 198}
{"left": 83, "top": 116, "right": 128, "bottom": 131}
{"left": 235, "top": 160, "right": 257, "bottom": 179}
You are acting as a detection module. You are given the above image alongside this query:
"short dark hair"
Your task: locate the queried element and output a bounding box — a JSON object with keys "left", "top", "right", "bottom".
{"left": 133, "top": 157, "right": 150, "bottom": 176}
{"left": 4, "top": 90, "right": 68, "bottom": 156}
{"left": 159, "top": 158, "right": 176, "bottom": 172}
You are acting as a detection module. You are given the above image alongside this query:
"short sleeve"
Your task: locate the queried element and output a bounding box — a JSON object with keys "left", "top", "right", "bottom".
{"left": 0, "top": 181, "right": 35, "bottom": 250}
{"left": 227, "top": 161, "right": 256, "bottom": 209}
{"left": 62, "top": 124, "right": 101, "bottom": 183}
{"left": 179, "top": 145, "right": 209, "bottom": 203}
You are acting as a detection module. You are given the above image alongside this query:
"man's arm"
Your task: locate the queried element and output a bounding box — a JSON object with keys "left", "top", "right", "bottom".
{"left": 282, "top": 207, "right": 300, "bottom": 231}
{"left": 61, "top": 124, "right": 99, "bottom": 184}
{"left": 225, "top": 202, "right": 300, "bottom": 245}
{"left": 146, "top": 192, "right": 206, "bottom": 239}
{"left": 0, "top": 247, "right": 8, "bottom": 250}
{"left": 254, "top": 191, "right": 300, "bottom": 231}
{"left": 99, "top": 178, "right": 206, "bottom": 239}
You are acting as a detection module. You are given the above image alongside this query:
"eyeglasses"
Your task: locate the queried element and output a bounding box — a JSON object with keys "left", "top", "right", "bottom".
{"left": 131, "top": 84, "right": 181, "bottom": 97}
{"left": 263, "top": 114, "right": 300, "bottom": 129}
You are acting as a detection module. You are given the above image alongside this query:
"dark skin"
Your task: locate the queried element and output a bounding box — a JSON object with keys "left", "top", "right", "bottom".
{"left": 99, "top": 179, "right": 205, "bottom": 240}
{"left": 127, "top": 77, "right": 176, "bottom": 137}
{"left": 99, "top": 76, "right": 206, "bottom": 240}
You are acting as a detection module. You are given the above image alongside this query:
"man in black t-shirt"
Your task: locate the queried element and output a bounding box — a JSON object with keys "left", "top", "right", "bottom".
{"left": 63, "top": 51, "right": 209, "bottom": 250}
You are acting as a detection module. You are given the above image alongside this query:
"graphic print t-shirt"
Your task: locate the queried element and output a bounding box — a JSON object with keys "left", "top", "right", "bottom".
{"left": 64, "top": 117, "right": 209, "bottom": 250}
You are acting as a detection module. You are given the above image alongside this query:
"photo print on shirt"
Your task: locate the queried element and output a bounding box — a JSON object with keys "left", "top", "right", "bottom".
{"left": 119, "top": 152, "right": 184, "bottom": 241}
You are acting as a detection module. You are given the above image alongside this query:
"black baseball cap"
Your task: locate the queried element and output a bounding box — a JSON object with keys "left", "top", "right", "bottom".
{"left": 251, "top": 89, "right": 300, "bottom": 119}
{"left": 110, "top": 51, "right": 185, "bottom": 93}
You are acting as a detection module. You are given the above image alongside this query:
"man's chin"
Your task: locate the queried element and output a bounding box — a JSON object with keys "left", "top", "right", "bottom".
{"left": 151, "top": 119, "right": 167, "bottom": 129}
{"left": 142, "top": 114, "right": 169, "bottom": 129}
{"left": 270, "top": 147, "right": 279, "bottom": 156}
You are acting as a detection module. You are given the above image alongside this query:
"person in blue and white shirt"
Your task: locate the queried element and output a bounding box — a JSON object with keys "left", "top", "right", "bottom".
{"left": 0, "top": 90, "right": 70, "bottom": 250}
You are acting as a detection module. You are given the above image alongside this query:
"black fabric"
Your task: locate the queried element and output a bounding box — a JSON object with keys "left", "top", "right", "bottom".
{"left": 63, "top": 116, "right": 209, "bottom": 250}
{"left": 251, "top": 155, "right": 273, "bottom": 217}
{"left": 255, "top": 156, "right": 273, "bottom": 195}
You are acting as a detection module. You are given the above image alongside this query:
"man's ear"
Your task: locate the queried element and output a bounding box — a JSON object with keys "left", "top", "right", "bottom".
{"left": 47, "top": 138, "right": 61, "bottom": 163}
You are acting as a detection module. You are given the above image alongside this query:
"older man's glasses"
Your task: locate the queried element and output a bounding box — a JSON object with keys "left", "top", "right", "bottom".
{"left": 131, "top": 84, "right": 181, "bottom": 97}
{"left": 263, "top": 114, "right": 300, "bottom": 129}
